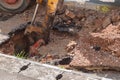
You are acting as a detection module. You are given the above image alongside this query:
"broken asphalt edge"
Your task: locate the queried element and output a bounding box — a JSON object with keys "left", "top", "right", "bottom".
{"left": 0, "top": 52, "right": 113, "bottom": 80}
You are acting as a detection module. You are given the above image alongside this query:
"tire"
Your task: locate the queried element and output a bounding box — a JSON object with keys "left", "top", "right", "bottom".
{"left": 0, "top": 0, "right": 30, "bottom": 13}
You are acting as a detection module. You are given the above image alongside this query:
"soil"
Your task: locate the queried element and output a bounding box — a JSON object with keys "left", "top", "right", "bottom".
{"left": 0, "top": 3, "right": 120, "bottom": 72}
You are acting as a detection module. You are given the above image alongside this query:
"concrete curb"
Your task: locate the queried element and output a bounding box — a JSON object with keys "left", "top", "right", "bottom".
{"left": 0, "top": 53, "right": 115, "bottom": 80}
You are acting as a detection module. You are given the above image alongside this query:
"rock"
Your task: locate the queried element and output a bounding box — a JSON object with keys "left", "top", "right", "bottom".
{"left": 65, "top": 10, "right": 75, "bottom": 19}
{"left": 66, "top": 41, "right": 77, "bottom": 52}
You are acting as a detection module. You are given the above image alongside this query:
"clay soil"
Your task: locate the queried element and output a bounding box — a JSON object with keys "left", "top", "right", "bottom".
{"left": 0, "top": 4, "right": 120, "bottom": 71}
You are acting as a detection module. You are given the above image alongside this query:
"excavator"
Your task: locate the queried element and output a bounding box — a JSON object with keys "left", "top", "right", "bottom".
{"left": 0, "top": 0, "right": 64, "bottom": 56}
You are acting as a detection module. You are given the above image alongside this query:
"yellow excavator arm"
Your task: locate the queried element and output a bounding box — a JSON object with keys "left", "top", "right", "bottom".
{"left": 24, "top": 0, "right": 64, "bottom": 54}
{"left": 36, "top": 0, "right": 60, "bottom": 14}
{"left": 25, "top": 0, "right": 64, "bottom": 34}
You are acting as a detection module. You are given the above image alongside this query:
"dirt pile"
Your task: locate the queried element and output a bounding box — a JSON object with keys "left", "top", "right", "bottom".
{"left": 91, "top": 24, "right": 120, "bottom": 56}
{"left": 58, "top": 7, "right": 120, "bottom": 70}
{"left": 70, "top": 23, "right": 120, "bottom": 71}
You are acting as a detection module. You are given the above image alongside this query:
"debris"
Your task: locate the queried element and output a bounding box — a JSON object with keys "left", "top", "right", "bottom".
{"left": 56, "top": 74, "right": 63, "bottom": 80}
{"left": 45, "top": 56, "right": 72, "bottom": 66}
{"left": 55, "top": 72, "right": 64, "bottom": 80}
{"left": 65, "top": 9, "right": 75, "bottom": 19}
{"left": 92, "top": 45, "right": 101, "bottom": 51}
{"left": 66, "top": 41, "right": 77, "bottom": 52}
{"left": 41, "top": 53, "right": 54, "bottom": 63}
{"left": 58, "top": 56, "right": 72, "bottom": 65}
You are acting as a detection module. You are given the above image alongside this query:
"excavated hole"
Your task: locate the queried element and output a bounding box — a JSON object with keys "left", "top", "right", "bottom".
{"left": 0, "top": 22, "right": 74, "bottom": 68}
